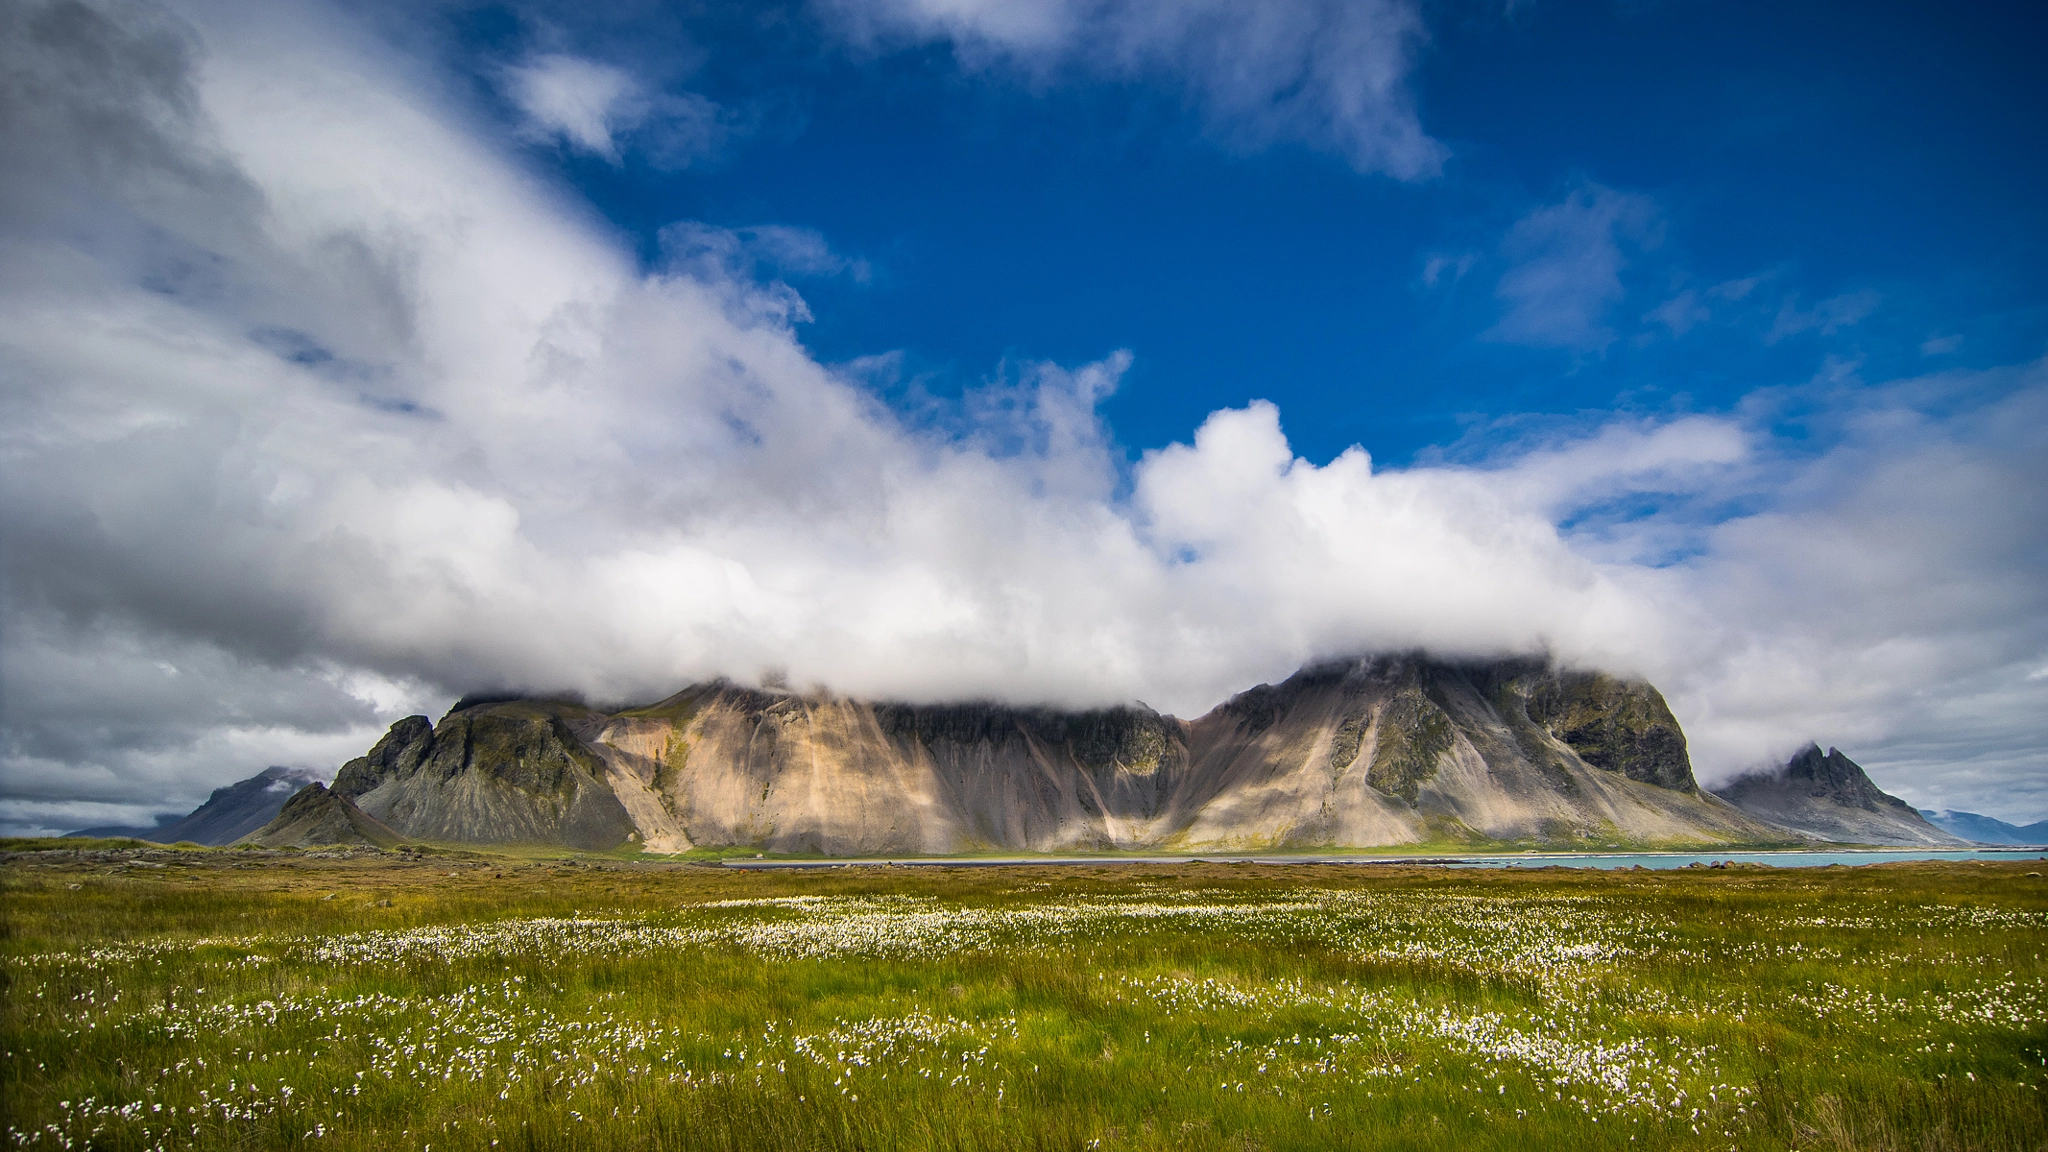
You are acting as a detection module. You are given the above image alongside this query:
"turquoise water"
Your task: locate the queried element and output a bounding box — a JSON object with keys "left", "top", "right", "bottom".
{"left": 727, "top": 848, "right": 2048, "bottom": 870}
{"left": 1445, "top": 848, "right": 2048, "bottom": 870}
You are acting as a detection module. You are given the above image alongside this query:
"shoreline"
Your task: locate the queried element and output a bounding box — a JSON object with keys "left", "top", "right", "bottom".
{"left": 717, "top": 846, "right": 2048, "bottom": 870}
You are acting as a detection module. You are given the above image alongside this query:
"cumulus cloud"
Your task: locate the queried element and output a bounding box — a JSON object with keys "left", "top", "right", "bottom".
{"left": 1648, "top": 370, "right": 2048, "bottom": 805}
{"left": 506, "top": 54, "right": 635, "bottom": 158}
{"left": 1, "top": 0, "right": 2043, "bottom": 832}
{"left": 816, "top": 0, "right": 1446, "bottom": 179}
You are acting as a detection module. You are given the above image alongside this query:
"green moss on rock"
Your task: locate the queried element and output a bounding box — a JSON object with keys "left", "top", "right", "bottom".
{"left": 1327, "top": 710, "right": 1371, "bottom": 775}
{"left": 876, "top": 703, "right": 1183, "bottom": 776}
{"left": 1523, "top": 671, "right": 1695, "bottom": 791}
{"left": 1367, "top": 689, "right": 1451, "bottom": 803}
{"left": 332, "top": 715, "right": 432, "bottom": 798}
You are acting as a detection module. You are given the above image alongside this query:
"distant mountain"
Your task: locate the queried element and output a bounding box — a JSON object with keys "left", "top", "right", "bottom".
{"left": 66, "top": 766, "right": 326, "bottom": 845}
{"left": 238, "top": 782, "right": 405, "bottom": 849}
{"left": 1713, "top": 745, "right": 1966, "bottom": 846}
{"left": 270, "top": 654, "right": 1785, "bottom": 853}
{"left": 1919, "top": 809, "right": 2048, "bottom": 846}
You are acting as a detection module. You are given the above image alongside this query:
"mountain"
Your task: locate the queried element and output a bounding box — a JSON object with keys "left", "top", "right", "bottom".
{"left": 301, "top": 654, "right": 1783, "bottom": 853}
{"left": 1919, "top": 809, "right": 2048, "bottom": 846}
{"left": 1162, "top": 657, "right": 1769, "bottom": 851}
{"left": 237, "top": 782, "right": 406, "bottom": 849}
{"left": 331, "top": 701, "right": 638, "bottom": 850}
{"left": 66, "top": 766, "right": 326, "bottom": 845}
{"left": 1712, "top": 745, "right": 1967, "bottom": 846}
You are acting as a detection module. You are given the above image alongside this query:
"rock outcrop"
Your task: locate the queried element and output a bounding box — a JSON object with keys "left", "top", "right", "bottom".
{"left": 326, "top": 654, "right": 1789, "bottom": 853}
{"left": 1159, "top": 657, "right": 1772, "bottom": 849}
{"left": 1712, "top": 744, "right": 1967, "bottom": 846}
{"left": 237, "top": 783, "right": 406, "bottom": 849}
{"left": 67, "top": 765, "right": 327, "bottom": 845}
{"left": 571, "top": 683, "right": 1193, "bottom": 854}
{"left": 331, "top": 701, "right": 638, "bottom": 851}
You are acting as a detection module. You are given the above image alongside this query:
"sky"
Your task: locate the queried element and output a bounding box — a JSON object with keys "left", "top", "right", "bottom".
{"left": 1, "top": 0, "right": 2043, "bottom": 835}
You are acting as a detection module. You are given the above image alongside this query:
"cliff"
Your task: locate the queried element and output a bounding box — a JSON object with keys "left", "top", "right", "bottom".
{"left": 1162, "top": 656, "right": 1769, "bottom": 849}
{"left": 331, "top": 701, "right": 637, "bottom": 850}
{"left": 312, "top": 654, "right": 1788, "bottom": 853}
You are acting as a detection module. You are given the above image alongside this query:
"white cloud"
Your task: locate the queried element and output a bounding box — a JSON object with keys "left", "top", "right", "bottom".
{"left": 1420, "top": 250, "right": 1475, "bottom": 290}
{"left": 661, "top": 221, "right": 872, "bottom": 288}
{"left": 1486, "top": 183, "right": 1660, "bottom": 352}
{"left": 0, "top": 614, "right": 412, "bottom": 832}
{"left": 1766, "top": 289, "right": 1881, "bottom": 344}
{"left": 504, "top": 52, "right": 728, "bottom": 167}
{"left": 506, "top": 54, "right": 636, "bottom": 159}
{"left": 1708, "top": 275, "right": 1762, "bottom": 303}
{"left": 1, "top": 0, "right": 2043, "bottom": 833}
{"left": 816, "top": 0, "right": 1446, "bottom": 179}
{"left": 1574, "top": 366, "right": 2048, "bottom": 809}
{"left": 1645, "top": 289, "right": 1709, "bottom": 337}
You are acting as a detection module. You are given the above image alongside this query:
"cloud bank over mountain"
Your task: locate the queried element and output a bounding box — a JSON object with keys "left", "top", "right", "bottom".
{"left": 1, "top": 0, "right": 2042, "bottom": 833}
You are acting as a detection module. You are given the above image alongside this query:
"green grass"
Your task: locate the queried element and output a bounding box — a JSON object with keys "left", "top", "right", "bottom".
{"left": 0, "top": 837, "right": 167, "bottom": 853}
{"left": 4, "top": 846, "right": 2044, "bottom": 1150}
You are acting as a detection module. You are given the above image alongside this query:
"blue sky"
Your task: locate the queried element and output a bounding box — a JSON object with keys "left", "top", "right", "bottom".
{"left": 460, "top": 0, "right": 2046, "bottom": 465}
{"left": 1, "top": 0, "right": 2043, "bottom": 832}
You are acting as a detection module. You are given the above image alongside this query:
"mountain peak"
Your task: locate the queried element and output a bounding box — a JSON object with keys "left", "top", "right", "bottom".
{"left": 65, "top": 764, "right": 330, "bottom": 845}
{"left": 239, "top": 783, "right": 406, "bottom": 849}
{"left": 1713, "top": 744, "right": 1962, "bottom": 846}
{"left": 1217, "top": 654, "right": 1697, "bottom": 793}
{"left": 1782, "top": 744, "right": 1917, "bottom": 814}
{"left": 1918, "top": 809, "right": 2048, "bottom": 845}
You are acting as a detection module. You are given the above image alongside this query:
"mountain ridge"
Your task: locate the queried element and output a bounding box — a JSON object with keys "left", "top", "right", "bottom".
{"left": 236, "top": 782, "right": 406, "bottom": 849}
{"left": 257, "top": 653, "right": 1808, "bottom": 853}
{"left": 66, "top": 765, "right": 326, "bottom": 845}
{"left": 330, "top": 702, "right": 637, "bottom": 850}
{"left": 1711, "top": 744, "right": 1965, "bottom": 847}
{"left": 1918, "top": 809, "right": 2048, "bottom": 846}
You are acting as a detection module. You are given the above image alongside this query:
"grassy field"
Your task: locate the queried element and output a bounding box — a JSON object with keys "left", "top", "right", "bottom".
{"left": 3, "top": 844, "right": 2044, "bottom": 1151}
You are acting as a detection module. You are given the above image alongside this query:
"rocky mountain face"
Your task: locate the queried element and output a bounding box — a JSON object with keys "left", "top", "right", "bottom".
{"left": 67, "top": 765, "right": 325, "bottom": 845}
{"left": 1163, "top": 657, "right": 1767, "bottom": 850}
{"left": 328, "top": 702, "right": 637, "bottom": 850}
{"left": 572, "top": 682, "right": 1195, "bottom": 855}
{"left": 1712, "top": 745, "right": 1966, "bottom": 846}
{"left": 263, "top": 654, "right": 1788, "bottom": 853}
{"left": 238, "top": 782, "right": 405, "bottom": 849}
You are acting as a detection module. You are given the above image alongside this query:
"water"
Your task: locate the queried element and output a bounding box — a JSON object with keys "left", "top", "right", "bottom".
{"left": 1444, "top": 848, "right": 2048, "bottom": 870}
{"left": 725, "top": 848, "right": 2048, "bottom": 870}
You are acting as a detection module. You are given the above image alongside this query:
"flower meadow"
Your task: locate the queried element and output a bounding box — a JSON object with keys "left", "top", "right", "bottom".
{"left": 3, "top": 847, "right": 2045, "bottom": 1150}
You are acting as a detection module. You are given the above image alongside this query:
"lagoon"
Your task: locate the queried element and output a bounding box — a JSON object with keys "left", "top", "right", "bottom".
{"left": 721, "top": 847, "right": 2048, "bottom": 869}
